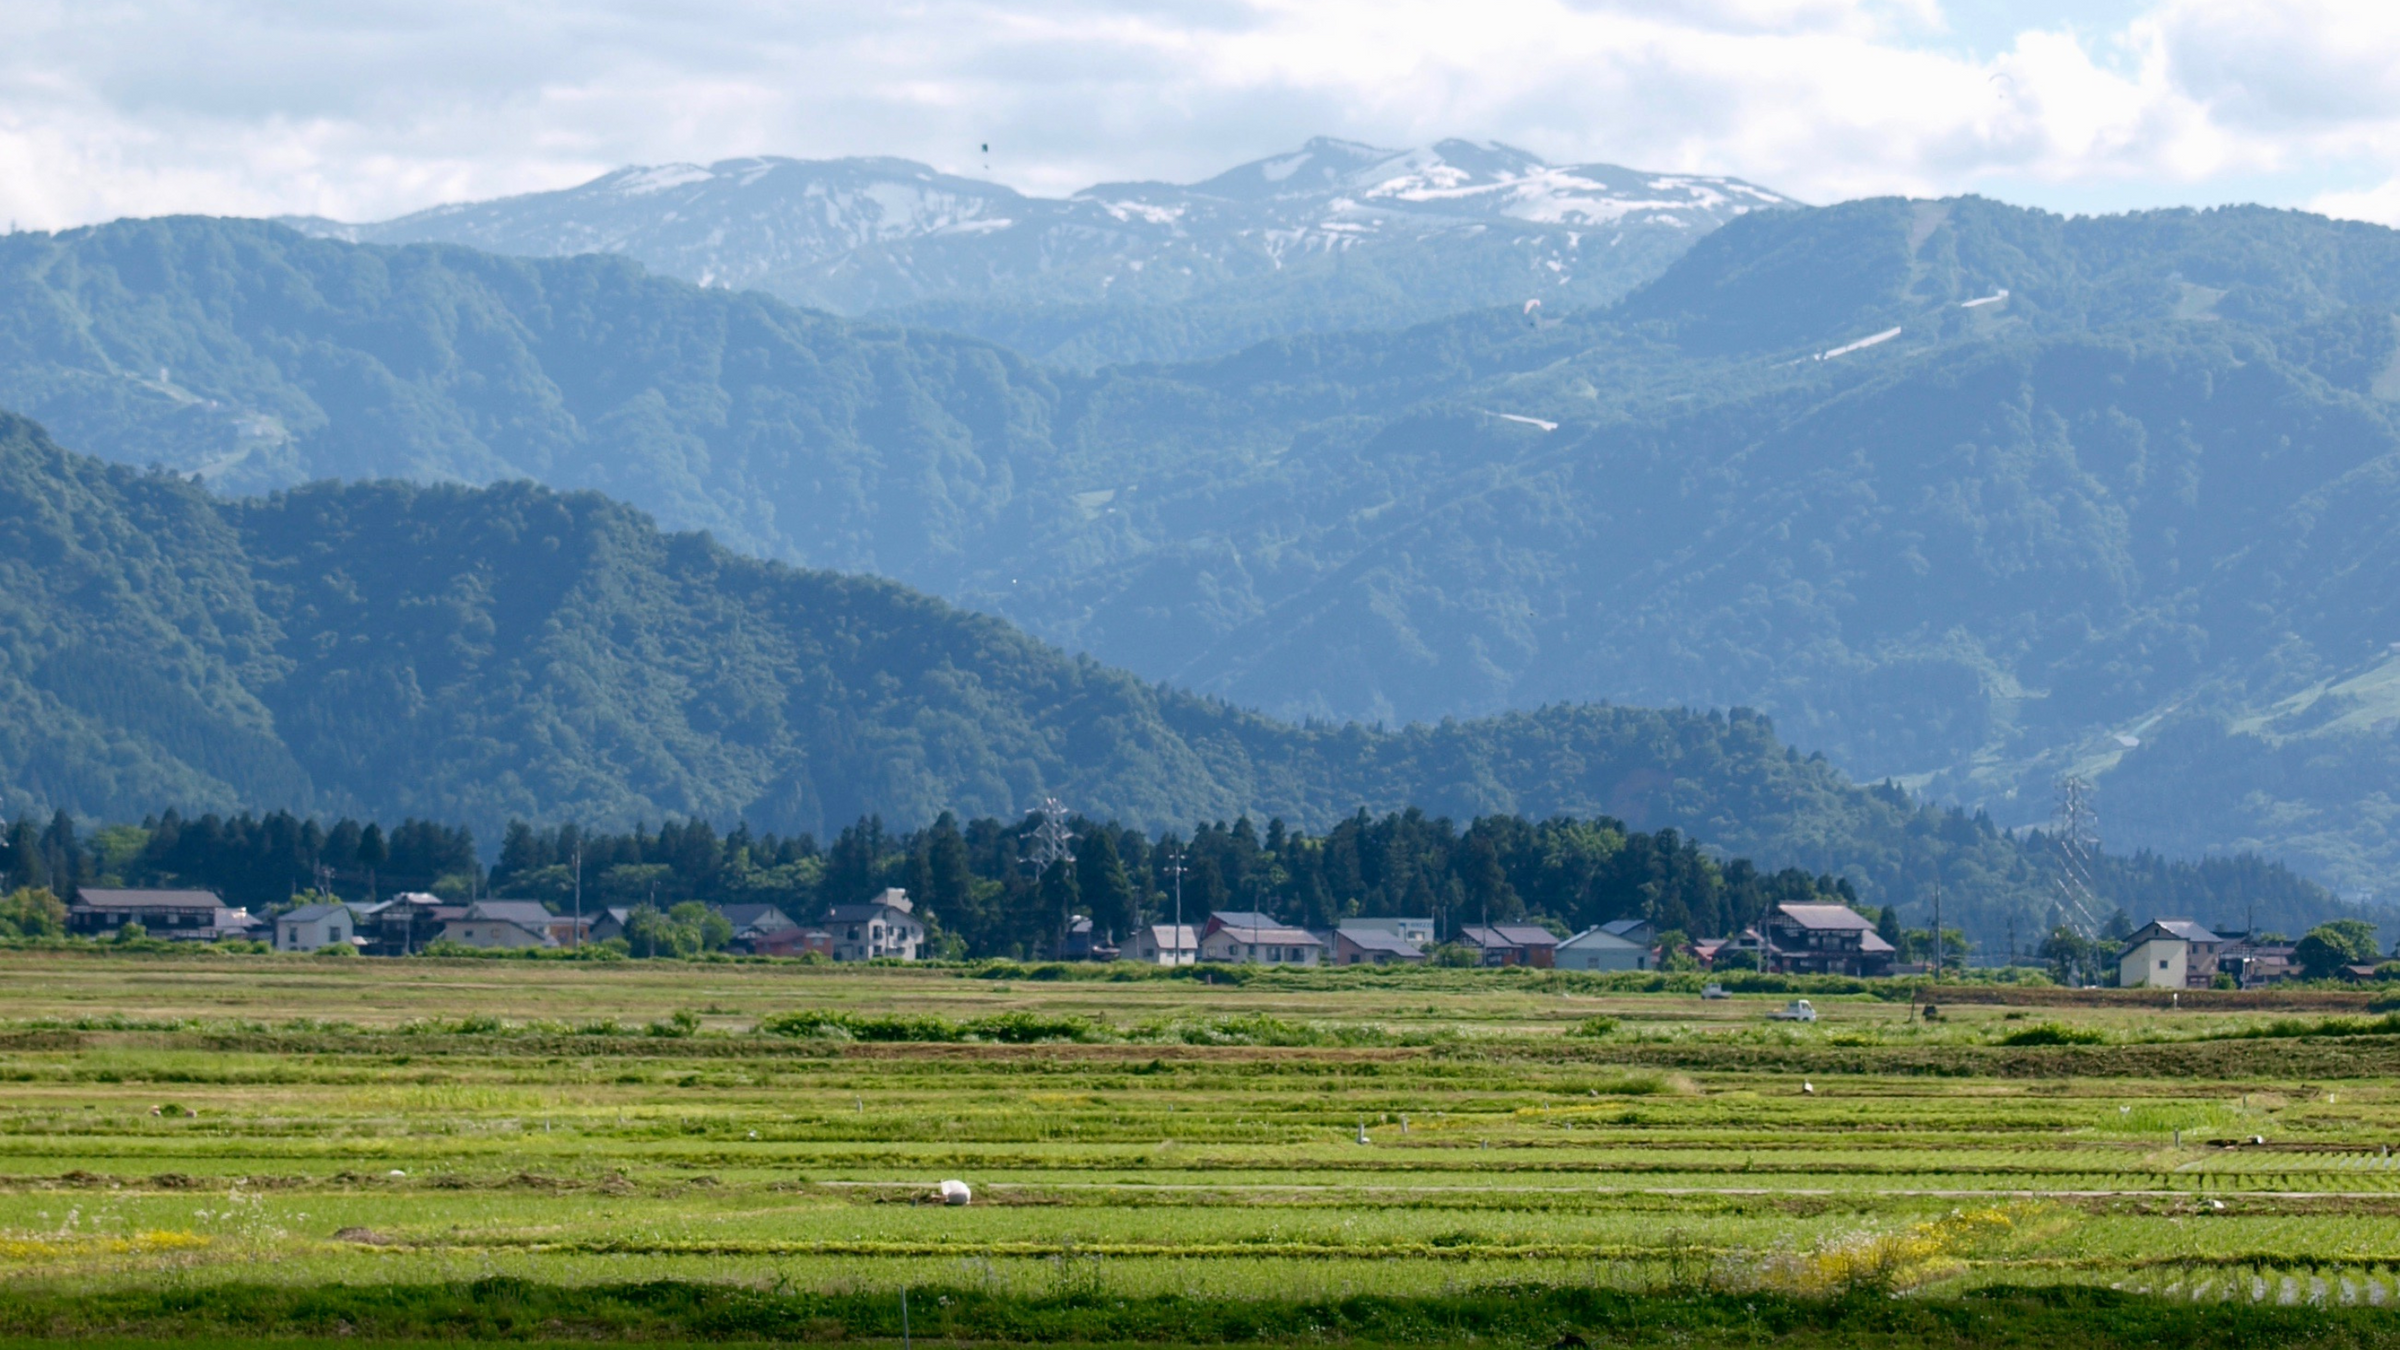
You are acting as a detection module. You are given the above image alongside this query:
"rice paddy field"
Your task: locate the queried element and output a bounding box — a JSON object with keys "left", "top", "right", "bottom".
{"left": 2, "top": 950, "right": 2398, "bottom": 1346}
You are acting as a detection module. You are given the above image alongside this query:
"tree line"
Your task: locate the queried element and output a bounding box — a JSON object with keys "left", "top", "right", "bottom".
{"left": 4, "top": 805, "right": 1861, "bottom": 959}
{"left": 6, "top": 802, "right": 2369, "bottom": 968}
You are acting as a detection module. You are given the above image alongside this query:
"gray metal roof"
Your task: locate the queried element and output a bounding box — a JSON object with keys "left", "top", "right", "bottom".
{"left": 1771, "top": 903, "right": 1877, "bottom": 931}
{"left": 1207, "top": 922, "right": 1322, "bottom": 946}
{"left": 1560, "top": 926, "right": 1643, "bottom": 950}
{"left": 468, "top": 900, "right": 565, "bottom": 926}
{"left": 717, "top": 904, "right": 796, "bottom": 931}
{"left": 2127, "top": 919, "right": 2221, "bottom": 946}
{"left": 279, "top": 904, "right": 350, "bottom": 923}
{"left": 72, "top": 888, "right": 223, "bottom": 910}
{"left": 1461, "top": 924, "right": 1560, "bottom": 948}
{"left": 1335, "top": 926, "right": 1425, "bottom": 955}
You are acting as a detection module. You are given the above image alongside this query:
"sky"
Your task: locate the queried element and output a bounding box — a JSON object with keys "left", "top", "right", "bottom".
{"left": 5, "top": 0, "right": 2400, "bottom": 229}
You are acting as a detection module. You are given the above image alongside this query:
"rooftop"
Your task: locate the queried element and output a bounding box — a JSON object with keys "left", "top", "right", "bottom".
{"left": 2134, "top": 919, "right": 2223, "bottom": 944}
{"left": 468, "top": 900, "right": 567, "bottom": 926}
{"left": 1460, "top": 924, "right": 1560, "bottom": 948}
{"left": 718, "top": 904, "right": 795, "bottom": 930}
{"left": 1335, "top": 926, "right": 1425, "bottom": 956}
{"left": 72, "top": 888, "right": 223, "bottom": 911}
{"left": 1205, "top": 911, "right": 1281, "bottom": 931}
{"left": 1561, "top": 925, "right": 1645, "bottom": 949}
{"left": 1208, "top": 922, "right": 1322, "bottom": 946}
{"left": 826, "top": 902, "right": 919, "bottom": 924}
{"left": 1772, "top": 903, "right": 1877, "bottom": 932}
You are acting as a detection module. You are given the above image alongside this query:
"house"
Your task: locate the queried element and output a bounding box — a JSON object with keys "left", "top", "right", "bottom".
{"left": 823, "top": 888, "right": 924, "bottom": 961}
{"left": 2213, "top": 931, "right": 2297, "bottom": 988}
{"left": 1600, "top": 918, "right": 1656, "bottom": 947}
{"left": 1199, "top": 911, "right": 1280, "bottom": 937}
{"left": 1333, "top": 925, "right": 1427, "bottom": 965}
{"left": 716, "top": 904, "right": 799, "bottom": 952}
{"left": 1759, "top": 904, "right": 1896, "bottom": 978}
{"left": 1338, "top": 916, "right": 1436, "bottom": 948}
{"left": 2116, "top": 919, "right": 2224, "bottom": 989}
{"left": 588, "top": 907, "right": 637, "bottom": 944}
{"left": 1199, "top": 916, "right": 1324, "bottom": 965}
{"left": 1125, "top": 923, "right": 1198, "bottom": 965}
{"left": 352, "top": 893, "right": 461, "bottom": 955}
{"left": 1705, "top": 927, "right": 1772, "bottom": 970}
{"left": 1556, "top": 923, "right": 1652, "bottom": 971}
{"left": 69, "top": 888, "right": 251, "bottom": 941}
{"left": 275, "top": 903, "right": 355, "bottom": 953}
{"left": 1058, "top": 916, "right": 1119, "bottom": 961}
{"left": 440, "top": 900, "right": 590, "bottom": 950}
{"left": 751, "top": 926, "right": 835, "bottom": 958}
{"left": 1458, "top": 924, "right": 1560, "bottom": 968}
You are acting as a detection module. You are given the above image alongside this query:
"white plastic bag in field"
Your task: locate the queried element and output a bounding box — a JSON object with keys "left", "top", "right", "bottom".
{"left": 939, "top": 1179, "right": 972, "bottom": 1206}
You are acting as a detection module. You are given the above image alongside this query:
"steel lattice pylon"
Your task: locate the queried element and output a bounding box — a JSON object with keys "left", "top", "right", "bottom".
{"left": 1022, "top": 797, "right": 1076, "bottom": 874}
{"left": 2050, "top": 775, "right": 2106, "bottom": 935}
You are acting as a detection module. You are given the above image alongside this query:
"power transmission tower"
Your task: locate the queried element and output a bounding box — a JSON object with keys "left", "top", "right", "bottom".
{"left": 1022, "top": 798, "right": 1076, "bottom": 872}
{"left": 2050, "top": 775, "right": 2105, "bottom": 935}
{"left": 1022, "top": 798, "right": 1077, "bottom": 954}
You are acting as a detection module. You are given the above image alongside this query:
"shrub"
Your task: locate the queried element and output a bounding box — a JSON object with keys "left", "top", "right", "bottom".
{"left": 0, "top": 887, "right": 67, "bottom": 939}
{"left": 1997, "top": 1023, "right": 2106, "bottom": 1046}
{"left": 753, "top": 1010, "right": 1112, "bottom": 1042}
{"left": 1568, "top": 1015, "right": 1620, "bottom": 1038}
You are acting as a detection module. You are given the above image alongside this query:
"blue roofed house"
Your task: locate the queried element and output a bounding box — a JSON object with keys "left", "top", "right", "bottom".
{"left": 2116, "top": 919, "right": 2224, "bottom": 989}
{"left": 1556, "top": 918, "right": 1655, "bottom": 971}
{"left": 275, "top": 903, "right": 356, "bottom": 953}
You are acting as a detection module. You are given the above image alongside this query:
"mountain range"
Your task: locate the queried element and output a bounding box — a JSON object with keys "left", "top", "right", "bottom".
{"left": 0, "top": 409, "right": 2355, "bottom": 948}
{"left": 5, "top": 162, "right": 2400, "bottom": 901}
{"left": 282, "top": 138, "right": 1792, "bottom": 368}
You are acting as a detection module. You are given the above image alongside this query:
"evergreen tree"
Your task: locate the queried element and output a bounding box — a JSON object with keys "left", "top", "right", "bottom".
{"left": 1075, "top": 828, "right": 1137, "bottom": 942}
{"left": 1039, "top": 859, "right": 1080, "bottom": 956}
{"left": 356, "top": 823, "right": 387, "bottom": 899}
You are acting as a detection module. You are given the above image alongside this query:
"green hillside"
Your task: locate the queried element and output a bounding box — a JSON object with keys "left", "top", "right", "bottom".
{"left": 8, "top": 206, "right": 2400, "bottom": 892}
{"left": 0, "top": 412, "right": 2353, "bottom": 944}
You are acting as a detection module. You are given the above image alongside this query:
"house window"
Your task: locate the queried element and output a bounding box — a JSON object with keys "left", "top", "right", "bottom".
{"left": 2159, "top": 958, "right": 2170, "bottom": 969}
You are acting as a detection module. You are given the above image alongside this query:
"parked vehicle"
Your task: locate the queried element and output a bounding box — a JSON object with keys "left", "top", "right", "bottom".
{"left": 1770, "top": 999, "right": 1817, "bottom": 1023}
{"left": 1701, "top": 983, "right": 1729, "bottom": 1000}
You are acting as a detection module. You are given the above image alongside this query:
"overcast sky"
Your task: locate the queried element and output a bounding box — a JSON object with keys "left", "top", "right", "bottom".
{"left": 6, "top": 0, "right": 2400, "bottom": 229}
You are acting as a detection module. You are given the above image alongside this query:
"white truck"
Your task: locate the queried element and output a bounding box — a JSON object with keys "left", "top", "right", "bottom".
{"left": 1769, "top": 999, "right": 1817, "bottom": 1023}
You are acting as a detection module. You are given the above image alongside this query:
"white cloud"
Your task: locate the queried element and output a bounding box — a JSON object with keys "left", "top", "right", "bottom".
{"left": 3, "top": 0, "right": 2400, "bottom": 229}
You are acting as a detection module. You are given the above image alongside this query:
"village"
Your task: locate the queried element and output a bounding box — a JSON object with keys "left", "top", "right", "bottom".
{"left": 51, "top": 884, "right": 2364, "bottom": 988}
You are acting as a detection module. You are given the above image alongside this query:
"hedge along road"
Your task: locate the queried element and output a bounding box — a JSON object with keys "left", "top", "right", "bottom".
{"left": 0, "top": 950, "right": 2396, "bottom": 1343}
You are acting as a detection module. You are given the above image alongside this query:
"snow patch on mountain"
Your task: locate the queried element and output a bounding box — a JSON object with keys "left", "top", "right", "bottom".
{"left": 278, "top": 137, "right": 1795, "bottom": 364}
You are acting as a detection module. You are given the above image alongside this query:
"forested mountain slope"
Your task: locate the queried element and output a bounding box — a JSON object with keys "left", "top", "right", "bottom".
{"left": 10, "top": 202, "right": 2400, "bottom": 890}
{"left": 284, "top": 138, "right": 1792, "bottom": 367}
{"left": 0, "top": 412, "right": 2357, "bottom": 946}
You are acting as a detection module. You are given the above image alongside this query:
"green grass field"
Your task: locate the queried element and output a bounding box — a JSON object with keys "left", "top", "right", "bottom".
{"left": 1, "top": 952, "right": 2397, "bottom": 1345}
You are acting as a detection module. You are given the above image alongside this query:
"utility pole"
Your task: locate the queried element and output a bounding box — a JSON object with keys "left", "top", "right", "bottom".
{"left": 1931, "top": 881, "right": 1943, "bottom": 983}
{"left": 1164, "top": 843, "right": 1189, "bottom": 966}
{"left": 572, "top": 839, "right": 583, "bottom": 950}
